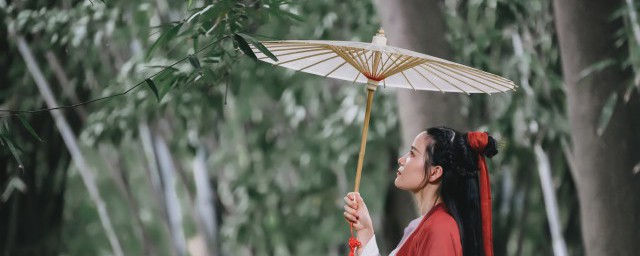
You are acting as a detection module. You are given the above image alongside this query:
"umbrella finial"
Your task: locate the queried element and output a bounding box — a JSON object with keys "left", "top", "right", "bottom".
{"left": 372, "top": 28, "right": 387, "bottom": 46}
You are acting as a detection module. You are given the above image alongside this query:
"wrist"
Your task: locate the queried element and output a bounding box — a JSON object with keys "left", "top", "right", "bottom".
{"left": 356, "top": 229, "right": 374, "bottom": 245}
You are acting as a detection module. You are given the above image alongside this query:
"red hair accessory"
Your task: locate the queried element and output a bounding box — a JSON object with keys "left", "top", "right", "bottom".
{"left": 467, "top": 132, "right": 493, "bottom": 256}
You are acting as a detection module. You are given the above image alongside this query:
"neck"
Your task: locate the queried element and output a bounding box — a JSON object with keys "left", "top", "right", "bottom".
{"left": 413, "top": 184, "right": 441, "bottom": 215}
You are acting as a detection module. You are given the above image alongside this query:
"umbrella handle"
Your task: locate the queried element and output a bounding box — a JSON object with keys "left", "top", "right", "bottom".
{"left": 353, "top": 86, "right": 376, "bottom": 193}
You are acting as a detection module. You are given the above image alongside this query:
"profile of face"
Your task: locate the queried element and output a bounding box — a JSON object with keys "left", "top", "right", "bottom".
{"left": 395, "top": 131, "right": 443, "bottom": 192}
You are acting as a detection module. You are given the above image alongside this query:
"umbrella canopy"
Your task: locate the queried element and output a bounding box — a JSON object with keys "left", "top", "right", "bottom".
{"left": 252, "top": 29, "right": 517, "bottom": 94}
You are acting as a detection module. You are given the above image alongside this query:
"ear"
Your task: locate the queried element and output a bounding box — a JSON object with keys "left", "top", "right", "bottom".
{"left": 429, "top": 165, "right": 444, "bottom": 182}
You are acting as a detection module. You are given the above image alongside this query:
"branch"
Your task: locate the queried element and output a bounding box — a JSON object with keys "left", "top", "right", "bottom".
{"left": 0, "top": 36, "right": 228, "bottom": 118}
{"left": 14, "top": 34, "right": 124, "bottom": 256}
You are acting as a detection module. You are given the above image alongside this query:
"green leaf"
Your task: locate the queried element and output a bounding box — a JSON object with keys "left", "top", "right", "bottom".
{"left": 0, "top": 134, "right": 24, "bottom": 170}
{"left": 233, "top": 33, "right": 257, "bottom": 60}
{"left": 146, "top": 23, "right": 184, "bottom": 60}
{"left": 17, "top": 115, "right": 42, "bottom": 142}
{"left": 201, "top": 56, "right": 221, "bottom": 63}
{"left": 188, "top": 54, "right": 202, "bottom": 69}
{"left": 597, "top": 92, "right": 618, "bottom": 136}
{"left": 578, "top": 58, "right": 616, "bottom": 82}
{"left": 1, "top": 176, "right": 27, "bottom": 202}
{"left": 235, "top": 33, "right": 278, "bottom": 62}
{"left": 146, "top": 78, "right": 161, "bottom": 102}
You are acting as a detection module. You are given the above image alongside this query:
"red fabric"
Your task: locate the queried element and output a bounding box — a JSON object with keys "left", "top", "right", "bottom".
{"left": 467, "top": 132, "right": 494, "bottom": 256}
{"left": 396, "top": 204, "right": 462, "bottom": 256}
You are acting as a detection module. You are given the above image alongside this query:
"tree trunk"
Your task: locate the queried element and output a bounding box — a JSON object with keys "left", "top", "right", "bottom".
{"left": 553, "top": 0, "right": 640, "bottom": 255}
{"left": 375, "top": 0, "right": 467, "bottom": 252}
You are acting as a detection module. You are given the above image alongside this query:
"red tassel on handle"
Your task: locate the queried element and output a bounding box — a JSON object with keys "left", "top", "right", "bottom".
{"left": 348, "top": 224, "right": 361, "bottom": 256}
{"left": 468, "top": 132, "right": 494, "bottom": 256}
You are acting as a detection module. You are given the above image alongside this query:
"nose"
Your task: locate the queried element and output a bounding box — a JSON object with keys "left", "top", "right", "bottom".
{"left": 398, "top": 154, "right": 406, "bottom": 166}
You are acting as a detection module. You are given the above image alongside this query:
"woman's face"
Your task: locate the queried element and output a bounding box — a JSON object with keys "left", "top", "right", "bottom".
{"left": 395, "top": 132, "right": 432, "bottom": 192}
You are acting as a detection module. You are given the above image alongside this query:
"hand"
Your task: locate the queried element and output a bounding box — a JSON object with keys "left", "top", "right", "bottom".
{"left": 343, "top": 192, "right": 374, "bottom": 241}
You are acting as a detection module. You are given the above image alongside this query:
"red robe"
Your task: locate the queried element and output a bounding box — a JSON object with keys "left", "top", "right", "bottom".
{"left": 395, "top": 204, "right": 462, "bottom": 256}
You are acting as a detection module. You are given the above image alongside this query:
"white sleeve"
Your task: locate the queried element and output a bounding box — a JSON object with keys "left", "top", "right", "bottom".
{"left": 359, "top": 235, "right": 380, "bottom": 256}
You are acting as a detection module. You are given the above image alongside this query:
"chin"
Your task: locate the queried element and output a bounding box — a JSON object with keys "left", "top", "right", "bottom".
{"left": 394, "top": 179, "right": 408, "bottom": 191}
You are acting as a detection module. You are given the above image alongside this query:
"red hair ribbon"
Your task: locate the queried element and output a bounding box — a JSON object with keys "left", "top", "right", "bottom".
{"left": 467, "top": 132, "right": 493, "bottom": 256}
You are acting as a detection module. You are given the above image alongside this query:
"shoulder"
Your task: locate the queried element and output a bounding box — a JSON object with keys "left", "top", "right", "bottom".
{"left": 425, "top": 206, "right": 460, "bottom": 236}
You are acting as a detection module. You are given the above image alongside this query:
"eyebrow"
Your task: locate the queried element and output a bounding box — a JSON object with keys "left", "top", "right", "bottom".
{"left": 411, "top": 146, "right": 420, "bottom": 154}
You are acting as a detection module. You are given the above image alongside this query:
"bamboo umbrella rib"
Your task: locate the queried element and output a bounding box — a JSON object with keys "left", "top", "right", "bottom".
{"left": 363, "top": 51, "right": 372, "bottom": 76}
{"left": 424, "top": 62, "right": 490, "bottom": 94}
{"left": 330, "top": 46, "right": 367, "bottom": 74}
{"left": 399, "top": 71, "right": 416, "bottom": 91}
{"left": 262, "top": 41, "right": 321, "bottom": 46}
{"left": 412, "top": 66, "right": 444, "bottom": 93}
{"left": 299, "top": 55, "right": 341, "bottom": 71}
{"left": 348, "top": 48, "right": 367, "bottom": 71}
{"left": 447, "top": 63, "right": 516, "bottom": 89}
{"left": 353, "top": 72, "right": 362, "bottom": 84}
{"left": 440, "top": 62, "right": 516, "bottom": 88}
{"left": 258, "top": 48, "right": 332, "bottom": 60}
{"left": 356, "top": 49, "right": 372, "bottom": 77}
{"left": 377, "top": 53, "right": 395, "bottom": 78}
{"left": 383, "top": 57, "right": 425, "bottom": 79}
{"left": 429, "top": 62, "right": 507, "bottom": 92}
{"left": 380, "top": 54, "right": 408, "bottom": 78}
{"left": 275, "top": 51, "right": 336, "bottom": 65}
{"left": 418, "top": 64, "right": 468, "bottom": 94}
{"left": 259, "top": 43, "right": 325, "bottom": 49}
{"left": 324, "top": 60, "right": 349, "bottom": 77}
{"left": 258, "top": 45, "right": 326, "bottom": 53}
{"left": 343, "top": 48, "right": 369, "bottom": 74}
{"left": 361, "top": 50, "right": 376, "bottom": 78}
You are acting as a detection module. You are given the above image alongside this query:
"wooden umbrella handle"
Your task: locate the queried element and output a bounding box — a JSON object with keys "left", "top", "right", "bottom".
{"left": 353, "top": 87, "right": 376, "bottom": 193}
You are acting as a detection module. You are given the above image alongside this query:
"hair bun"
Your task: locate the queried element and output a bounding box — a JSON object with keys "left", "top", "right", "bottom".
{"left": 483, "top": 135, "right": 498, "bottom": 158}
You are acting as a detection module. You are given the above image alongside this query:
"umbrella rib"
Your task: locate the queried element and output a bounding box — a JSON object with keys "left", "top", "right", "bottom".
{"left": 258, "top": 48, "right": 331, "bottom": 60}
{"left": 439, "top": 62, "right": 516, "bottom": 88}
{"left": 353, "top": 72, "right": 362, "bottom": 84}
{"left": 412, "top": 66, "right": 444, "bottom": 93}
{"left": 363, "top": 51, "right": 372, "bottom": 76}
{"left": 332, "top": 47, "right": 359, "bottom": 70}
{"left": 384, "top": 57, "right": 425, "bottom": 78}
{"left": 380, "top": 54, "right": 408, "bottom": 78}
{"left": 399, "top": 71, "right": 416, "bottom": 91}
{"left": 377, "top": 53, "right": 395, "bottom": 78}
{"left": 424, "top": 62, "right": 490, "bottom": 94}
{"left": 324, "top": 60, "right": 348, "bottom": 77}
{"left": 259, "top": 43, "right": 326, "bottom": 50}
{"left": 255, "top": 45, "right": 325, "bottom": 53}
{"left": 330, "top": 46, "right": 368, "bottom": 74}
{"left": 275, "top": 50, "right": 335, "bottom": 65}
{"left": 429, "top": 62, "right": 507, "bottom": 92}
{"left": 344, "top": 48, "right": 369, "bottom": 74}
{"left": 418, "top": 64, "right": 468, "bottom": 94}
{"left": 299, "top": 54, "right": 341, "bottom": 71}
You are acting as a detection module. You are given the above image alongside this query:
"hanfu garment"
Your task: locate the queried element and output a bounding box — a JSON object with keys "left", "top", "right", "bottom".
{"left": 360, "top": 204, "right": 462, "bottom": 256}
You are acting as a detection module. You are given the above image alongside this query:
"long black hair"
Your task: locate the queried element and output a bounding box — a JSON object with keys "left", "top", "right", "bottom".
{"left": 420, "top": 126, "right": 498, "bottom": 256}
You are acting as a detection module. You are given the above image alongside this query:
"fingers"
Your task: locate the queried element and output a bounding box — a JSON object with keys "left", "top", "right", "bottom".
{"left": 344, "top": 205, "right": 359, "bottom": 218}
{"left": 343, "top": 195, "right": 358, "bottom": 209}
{"left": 343, "top": 211, "right": 358, "bottom": 223}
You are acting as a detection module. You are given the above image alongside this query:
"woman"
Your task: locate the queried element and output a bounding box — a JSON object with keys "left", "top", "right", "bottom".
{"left": 343, "top": 126, "right": 498, "bottom": 256}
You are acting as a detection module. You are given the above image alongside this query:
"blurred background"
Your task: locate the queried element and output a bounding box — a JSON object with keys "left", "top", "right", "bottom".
{"left": 1, "top": 0, "right": 639, "bottom": 255}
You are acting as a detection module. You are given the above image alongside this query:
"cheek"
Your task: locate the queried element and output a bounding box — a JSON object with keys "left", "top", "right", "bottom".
{"left": 395, "top": 158, "right": 426, "bottom": 189}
